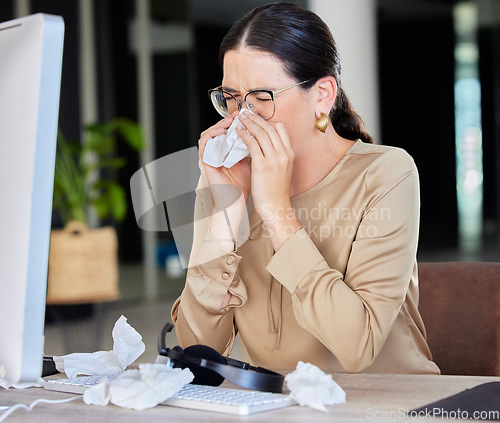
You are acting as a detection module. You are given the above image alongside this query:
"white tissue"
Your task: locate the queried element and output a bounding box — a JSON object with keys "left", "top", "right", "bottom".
{"left": 55, "top": 315, "right": 145, "bottom": 379}
{"left": 285, "top": 361, "right": 346, "bottom": 412}
{"left": 0, "top": 364, "right": 43, "bottom": 390}
{"left": 0, "top": 379, "right": 43, "bottom": 390}
{"left": 83, "top": 363, "right": 194, "bottom": 411}
{"left": 203, "top": 109, "right": 251, "bottom": 168}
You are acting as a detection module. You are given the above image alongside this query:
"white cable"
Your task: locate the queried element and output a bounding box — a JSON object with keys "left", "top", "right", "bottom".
{"left": 0, "top": 395, "right": 81, "bottom": 422}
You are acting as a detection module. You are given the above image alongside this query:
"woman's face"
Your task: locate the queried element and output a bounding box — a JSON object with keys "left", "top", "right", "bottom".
{"left": 222, "top": 48, "right": 316, "bottom": 151}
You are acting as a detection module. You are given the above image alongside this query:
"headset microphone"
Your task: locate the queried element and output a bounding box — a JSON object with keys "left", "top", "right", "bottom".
{"left": 157, "top": 322, "right": 284, "bottom": 393}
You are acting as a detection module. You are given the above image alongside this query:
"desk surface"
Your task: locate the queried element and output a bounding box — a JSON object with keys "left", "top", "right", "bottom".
{"left": 1, "top": 373, "right": 499, "bottom": 422}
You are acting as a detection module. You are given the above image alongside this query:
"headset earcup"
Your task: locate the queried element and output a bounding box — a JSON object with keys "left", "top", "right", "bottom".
{"left": 183, "top": 345, "right": 226, "bottom": 386}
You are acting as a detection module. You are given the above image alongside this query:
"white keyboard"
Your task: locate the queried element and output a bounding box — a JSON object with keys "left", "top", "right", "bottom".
{"left": 43, "top": 376, "right": 296, "bottom": 415}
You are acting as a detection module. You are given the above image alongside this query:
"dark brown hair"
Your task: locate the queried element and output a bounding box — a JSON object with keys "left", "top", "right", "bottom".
{"left": 219, "top": 2, "right": 373, "bottom": 144}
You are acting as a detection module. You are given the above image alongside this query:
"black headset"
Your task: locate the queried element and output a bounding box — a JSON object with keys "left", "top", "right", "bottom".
{"left": 157, "top": 322, "right": 284, "bottom": 393}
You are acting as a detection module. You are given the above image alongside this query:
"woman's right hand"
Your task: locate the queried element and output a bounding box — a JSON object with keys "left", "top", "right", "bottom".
{"left": 198, "top": 113, "right": 252, "bottom": 205}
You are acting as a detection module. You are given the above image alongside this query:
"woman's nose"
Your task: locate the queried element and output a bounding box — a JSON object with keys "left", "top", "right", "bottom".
{"left": 237, "top": 100, "right": 245, "bottom": 110}
{"left": 237, "top": 100, "right": 252, "bottom": 112}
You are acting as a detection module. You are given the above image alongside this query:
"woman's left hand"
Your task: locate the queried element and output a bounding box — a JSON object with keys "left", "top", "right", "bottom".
{"left": 236, "top": 111, "right": 302, "bottom": 249}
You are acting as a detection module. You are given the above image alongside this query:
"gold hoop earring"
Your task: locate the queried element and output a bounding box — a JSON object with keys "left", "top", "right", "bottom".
{"left": 315, "top": 113, "right": 328, "bottom": 133}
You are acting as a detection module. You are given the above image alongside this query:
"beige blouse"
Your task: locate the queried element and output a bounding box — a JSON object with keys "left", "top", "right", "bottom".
{"left": 172, "top": 140, "right": 440, "bottom": 374}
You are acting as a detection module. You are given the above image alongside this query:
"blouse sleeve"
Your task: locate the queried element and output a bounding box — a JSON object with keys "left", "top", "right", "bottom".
{"left": 171, "top": 175, "right": 247, "bottom": 356}
{"left": 265, "top": 148, "right": 420, "bottom": 373}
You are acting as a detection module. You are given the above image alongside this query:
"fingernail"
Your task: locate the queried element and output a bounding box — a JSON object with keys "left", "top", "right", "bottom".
{"left": 237, "top": 126, "right": 244, "bottom": 130}
{"left": 239, "top": 113, "right": 248, "bottom": 120}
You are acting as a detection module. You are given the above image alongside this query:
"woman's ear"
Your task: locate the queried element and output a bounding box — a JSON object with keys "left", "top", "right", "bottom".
{"left": 315, "top": 76, "right": 337, "bottom": 117}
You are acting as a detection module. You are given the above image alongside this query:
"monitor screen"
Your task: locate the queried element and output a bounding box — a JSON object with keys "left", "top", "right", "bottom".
{"left": 0, "top": 13, "right": 64, "bottom": 384}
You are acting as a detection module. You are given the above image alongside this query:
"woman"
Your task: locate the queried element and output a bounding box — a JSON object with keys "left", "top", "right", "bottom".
{"left": 172, "top": 2, "right": 439, "bottom": 374}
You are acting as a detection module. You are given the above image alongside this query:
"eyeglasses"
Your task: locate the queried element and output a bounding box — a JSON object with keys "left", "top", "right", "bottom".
{"left": 208, "top": 80, "right": 311, "bottom": 120}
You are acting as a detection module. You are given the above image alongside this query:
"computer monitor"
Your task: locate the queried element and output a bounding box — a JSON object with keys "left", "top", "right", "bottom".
{"left": 0, "top": 13, "right": 64, "bottom": 384}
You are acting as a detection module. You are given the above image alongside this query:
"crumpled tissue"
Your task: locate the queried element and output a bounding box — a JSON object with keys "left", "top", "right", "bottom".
{"left": 54, "top": 315, "right": 145, "bottom": 379}
{"left": 0, "top": 364, "right": 43, "bottom": 390}
{"left": 83, "top": 363, "right": 194, "bottom": 411}
{"left": 285, "top": 361, "right": 346, "bottom": 412}
{"left": 203, "top": 109, "right": 251, "bottom": 168}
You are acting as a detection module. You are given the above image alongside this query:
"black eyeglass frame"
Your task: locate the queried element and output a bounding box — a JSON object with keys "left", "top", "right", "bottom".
{"left": 207, "top": 79, "right": 312, "bottom": 120}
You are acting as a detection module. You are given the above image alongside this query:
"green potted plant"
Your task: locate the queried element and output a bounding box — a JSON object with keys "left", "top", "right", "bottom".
{"left": 46, "top": 118, "right": 145, "bottom": 304}
{"left": 52, "top": 118, "right": 145, "bottom": 225}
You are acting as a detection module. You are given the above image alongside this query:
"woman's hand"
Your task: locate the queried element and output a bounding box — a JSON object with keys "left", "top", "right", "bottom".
{"left": 198, "top": 113, "right": 251, "bottom": 205}
{"left": 198, "top": 113, "right": 251, "bottom": 251}
{"left": 236, "top": 111, "right": 302, "bottom": 250}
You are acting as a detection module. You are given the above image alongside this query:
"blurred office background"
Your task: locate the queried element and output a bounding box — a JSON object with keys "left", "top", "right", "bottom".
{"left": 1, "top": 0, "right": 499, "bottom": 360}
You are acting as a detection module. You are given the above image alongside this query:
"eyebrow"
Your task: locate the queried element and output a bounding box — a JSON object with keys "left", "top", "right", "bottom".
{"left": 221, "top": 85, "right": 273, "bottom": 93}
{"left": 221, "top": 86, "right": 238, "bottom": 93}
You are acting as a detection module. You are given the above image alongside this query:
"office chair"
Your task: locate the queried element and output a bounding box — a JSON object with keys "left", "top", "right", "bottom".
{"left": 418, "top": 262, "right": 500, "bottom": 376}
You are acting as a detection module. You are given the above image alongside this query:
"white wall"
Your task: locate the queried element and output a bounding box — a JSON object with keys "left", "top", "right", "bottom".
{"left": 309, "top": 0, "right": 380, "bottom": 143}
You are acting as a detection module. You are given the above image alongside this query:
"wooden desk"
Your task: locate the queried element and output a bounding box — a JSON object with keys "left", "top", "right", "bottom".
{"left": 1, "top": 373, "right": 498, "bottom": 422}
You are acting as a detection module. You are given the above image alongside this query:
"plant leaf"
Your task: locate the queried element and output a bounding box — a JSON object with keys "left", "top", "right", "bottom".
{"left": 114, "top": 118, "right": 146, "bottom": 151}
{"left": 108, "top": 183, "right": 127, "bottom": 222}
{"left": 84, "top": 132, "right": 115, "bottom": 155}
{"left": 53, "top": 117, "right": 144, "bottom": 225}
{"left": 93, "top": 196, "right": 109, "bottom": 219}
